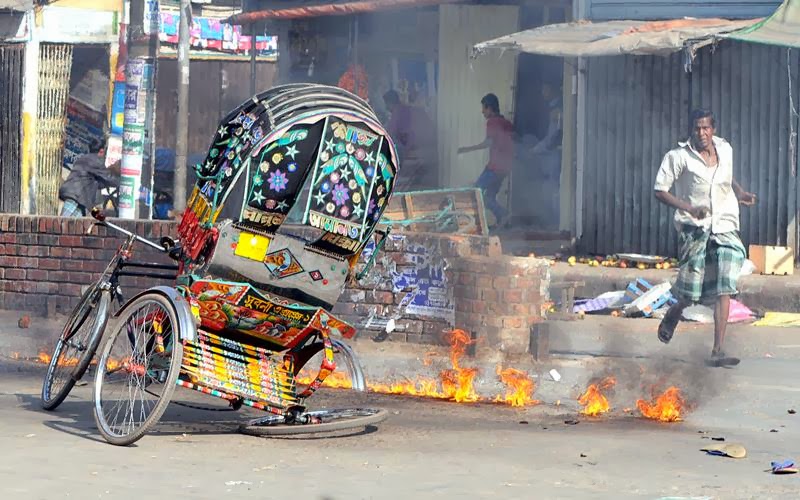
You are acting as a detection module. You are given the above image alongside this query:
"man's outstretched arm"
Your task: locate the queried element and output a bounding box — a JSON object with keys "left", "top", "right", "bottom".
{"left": 732, "top": 179, "right": 757, "bottom": 206}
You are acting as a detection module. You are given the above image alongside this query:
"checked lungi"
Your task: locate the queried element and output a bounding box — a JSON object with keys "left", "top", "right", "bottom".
{"left": 673, "top": 224, "right": 746, "bottom": 303}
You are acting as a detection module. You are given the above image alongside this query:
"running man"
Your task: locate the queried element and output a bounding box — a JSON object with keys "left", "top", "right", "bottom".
{"left": 458, "top": 93, "right": 515, "bottom": 228}
{"left": 653, "top": 108, "right": 756, "bottom": 367}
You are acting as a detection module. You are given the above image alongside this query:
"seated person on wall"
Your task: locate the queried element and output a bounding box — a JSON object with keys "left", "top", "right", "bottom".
{"left": 59, "top": 138, "right": 120, "bottom": 217}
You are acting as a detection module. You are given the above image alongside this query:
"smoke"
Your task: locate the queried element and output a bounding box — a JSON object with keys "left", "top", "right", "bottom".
{"left": 580, "top": 323, "right": 726, "bottom": 410}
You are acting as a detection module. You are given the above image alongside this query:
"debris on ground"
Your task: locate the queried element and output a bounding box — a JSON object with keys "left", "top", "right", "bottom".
{"left": 560, "top": 253, "right": 677, "bottom": 270}
{"left": 768, "top": 460, "right": 798, "bottom": 474}
{"left": 682, "top": 299, "right": 754, "bottom": 324}
{"left": 754, "top": 312, "right": 800, "bottom": 327}
{"left": 700, "top": 443, "right": 747, "bottom": 459}
{"left": 564, "top": 419, "right": 579, "bottom": 425}
{"left": 549, "top": 369, "right": 561, "bottom": 382}
{"left": 624, "top": 280, "right": 676, "bottom": 318}
{"left": 18, "top": 316, "right": 30, "bottom": 329}
{"left": 789, "top": 409, "right": 796, "bottom": 415}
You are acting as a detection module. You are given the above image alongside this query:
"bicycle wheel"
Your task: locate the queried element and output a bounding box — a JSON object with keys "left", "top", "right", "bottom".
{"left": 41, "top": 282, "right": 110, "bottom": 411}
{"left": 93, "top": 292, "right": 184, "bottom": 446}
{"left": 238, "top": 408, "right": 388, "bottom": 437}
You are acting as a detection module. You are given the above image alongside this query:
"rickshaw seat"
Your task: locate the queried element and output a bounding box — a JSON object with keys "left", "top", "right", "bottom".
{"left": 204, "top": 219, "right": 351, "bottom": 310}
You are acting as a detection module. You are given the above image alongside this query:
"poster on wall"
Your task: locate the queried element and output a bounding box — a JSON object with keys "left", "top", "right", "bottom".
{"left": 390, "top": 242, "right": 455, "bottom": 324}
{"left": 110, "top": 82, "right": 125, "bottom": 135}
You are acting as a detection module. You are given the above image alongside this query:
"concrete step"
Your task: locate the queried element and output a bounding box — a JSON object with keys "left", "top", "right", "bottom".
{"left": 549, "top": 262, "right": 800, "bottom": 313}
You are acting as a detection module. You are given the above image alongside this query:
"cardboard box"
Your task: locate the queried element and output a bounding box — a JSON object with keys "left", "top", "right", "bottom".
{"left": 748, "top": 245, "right": 794, "bottom": 275}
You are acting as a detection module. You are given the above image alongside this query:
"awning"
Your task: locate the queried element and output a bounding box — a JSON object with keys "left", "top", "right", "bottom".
{"left": 225, "top": 0, "right": 456, "bottom": 24}
{"left": 726, "top": 0, "right": 800, "bottom": 48}
{"left": 473, "top": 17, "right": 760, "bottom": 58}
{"left": 0, "top": 0, "right": 32, "bottom": 11}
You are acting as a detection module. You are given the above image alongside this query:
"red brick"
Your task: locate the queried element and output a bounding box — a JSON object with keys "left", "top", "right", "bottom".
{"left": 71, "top": 248, "right": 95, "bottom": 259}
{"left": 26, "top": 269, "right": 48, "bottom": 281}
{"left": 480, "top": 289, "right": 499, "bottom": 302}
{"left": 503, "top": 290, "right": 524, "bottom": 303}
{"left": 475, "top": 275, "right": 493, "bottom": 288}
{"left": 0, "top": 233, "right": 15, "bottom": 243}
{"left": 59, "top": 235, "right": 81, "bottom": 247}
{"left": 50, "top": 246, "right": 71, "bottom": 258}
{"left": 17, "top": 257, "right": 39, "bottom": 269}
{"left": 61, "top": 260, "right": 85, "bottom": 271}
{"left": 5, "top": 268, "right": 24, "bottom": 280}
{"left": 6, "top": 281, "right": 35, "bottom": 293}
{"left": 0, "top": 256, "right": 17, "bottom": 267}
{"left": 83, "top": 260, "right": 108, "bottom": 273}
{"left": 38, "top": 234, "right": 59, "bottom": 246}
{"left": 457, "top": 273, "right": 475, "bottom": 286}
{"left": 35, "top": 282, "right": 58, "bottom": 294}
{"left": 83, "top": 237, "right": 104, "bottom": 249}
{"left": 37, "top": 258, "right": 59, "bottom": 270}
{"left": 502, "top": 317, "right": 524, "bottom": 329}
{"left": 16, "top": 233, "right": 36, "bottom": 245}
{"left": 492, "top": 276, "right": 511, "bottom": 289}
{"left": 366, "top": 291, "right": 394, "bottom": 304}
{"left": 68, "top": 271, "right": 94, "bottom": 284}
{"left": 61, "top": 284, "right": 83, "bottom": 296}
{"left": 27, "top": 246, "right": 49, "bottom": 257}
{"left": 49, "top": 271, "right": 69, "bottom": 282}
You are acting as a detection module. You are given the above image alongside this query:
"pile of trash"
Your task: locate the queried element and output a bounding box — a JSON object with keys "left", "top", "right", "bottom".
{"left": 573, "top": 278, "right": 756, "bottom": 324}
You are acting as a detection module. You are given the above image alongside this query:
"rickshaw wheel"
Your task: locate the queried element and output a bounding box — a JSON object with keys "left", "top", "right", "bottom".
{"left": 238, "top": 408, "right": 388, "bottom": 437}
{"left": 93, "top": 292, "right": 184, "bottom": 446}
{"left": 41, "top": 282, "right": 110, "bottom": 411}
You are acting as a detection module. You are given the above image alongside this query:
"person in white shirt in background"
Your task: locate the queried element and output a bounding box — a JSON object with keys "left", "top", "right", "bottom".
{"left": 653, "top": 108, "right": 757, "bottom": 367}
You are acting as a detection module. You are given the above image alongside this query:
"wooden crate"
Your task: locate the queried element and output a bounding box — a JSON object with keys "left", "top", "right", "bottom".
{"left": 380, "top": 188, "right": 489, "bottom": 236}
{"left": 748, "top": 245, "right": 794, "bottom": 276}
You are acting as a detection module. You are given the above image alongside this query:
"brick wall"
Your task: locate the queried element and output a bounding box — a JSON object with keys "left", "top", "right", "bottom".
{"left": 0, "top": 215, "right": 176, "bottom": 314}
{"left": 0, "top": 214, "right": 549, "bottom": 351}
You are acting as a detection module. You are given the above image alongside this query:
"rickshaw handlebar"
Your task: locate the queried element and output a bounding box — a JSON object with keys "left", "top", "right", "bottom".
{"left": 89, "top": 207, "right": 171, "bottom": 254}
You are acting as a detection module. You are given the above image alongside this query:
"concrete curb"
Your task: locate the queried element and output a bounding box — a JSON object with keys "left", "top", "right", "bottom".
{"left": 549, "top": 262, "right": 800, "bottom": 313}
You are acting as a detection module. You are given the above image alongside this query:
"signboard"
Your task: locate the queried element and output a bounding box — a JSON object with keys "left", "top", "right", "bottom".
{"left": 39, "top": 6, "right": 118, "bottom": 43}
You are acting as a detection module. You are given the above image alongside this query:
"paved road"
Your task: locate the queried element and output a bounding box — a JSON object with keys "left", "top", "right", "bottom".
{"left": 1, "top": 351, "right": 798, "bottom": 500}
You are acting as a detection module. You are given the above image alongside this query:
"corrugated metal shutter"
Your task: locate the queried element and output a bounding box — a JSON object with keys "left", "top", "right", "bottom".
{"left": 0, "top": 43, "right": 24, "bottom": 213}
{"left": 580, "top": 41, "right": 800, "bottom": 257}
{"left": 437, "top": 4, "right": 519, "bottom": 190}
{"left": 35, "top": 43, "right": 73, "bottom": 215}
{"left": 588, "top": 0, "right": 781, "bottom": 21}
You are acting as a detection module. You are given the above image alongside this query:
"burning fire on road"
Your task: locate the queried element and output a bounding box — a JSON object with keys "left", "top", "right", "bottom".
{"left": 494, "top": 367, "right": 539, "bottom": 407}
{"left": 578, "top": 377, "right": 616, "bottom": 416}
{"left": 298, "top": 329, "right": 540, "bottom": 407}
{"left": 636, "top": 387, "right": 685, "bottom": 422}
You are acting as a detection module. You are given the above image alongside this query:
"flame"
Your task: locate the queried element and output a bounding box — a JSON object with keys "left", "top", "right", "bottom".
{"left": 494, "top": 367, "right": 539, "bottom": 407}
{"left": 636, "top": 387, "right": 685, "bottom": 422}
{"left": 38, "top": 352, "right": 52, "bottom": 364}
{"left": 578, "top": 377, "right": 616, "bottom": 416}
{"left": 11, "top": 352, "right": 20, "bottom": 360}
{"left": 295, "top": 329, "right": 507, "bottom": 404}
{"left": 439, "top": 329, "right": 479, "bottom": 403}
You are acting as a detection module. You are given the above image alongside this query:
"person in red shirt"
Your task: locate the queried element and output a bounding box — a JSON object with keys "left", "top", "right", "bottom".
{"left": 458, "top": 93, "right": 514, "bottom": 227}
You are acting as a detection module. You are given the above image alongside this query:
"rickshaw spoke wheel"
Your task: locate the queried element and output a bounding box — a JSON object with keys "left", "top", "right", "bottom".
{"left": 42, "top": 282, "right": 110, "bottom": 411}
{"left": 93, "top": 293, "right": 183, "bottom": 446}
{"left": 238, "top": 408, "right": 388, "bottom": 437}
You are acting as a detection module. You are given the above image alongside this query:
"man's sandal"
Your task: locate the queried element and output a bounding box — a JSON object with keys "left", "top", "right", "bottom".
{"left": 657, "top": 315, "right": 679, "bottom": 344}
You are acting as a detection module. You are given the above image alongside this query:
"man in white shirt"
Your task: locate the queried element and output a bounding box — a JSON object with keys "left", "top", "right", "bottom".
{"left": 653, "top": 109, "right": 756, "bottom": 367}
